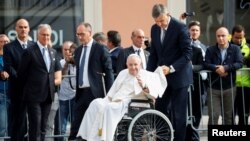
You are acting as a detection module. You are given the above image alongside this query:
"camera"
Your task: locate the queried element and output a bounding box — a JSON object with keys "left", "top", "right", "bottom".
{"left": 242, "top": 52, "right": 245, "bottom": 56}
{"left": 183, "top": 12, "right": 195, "bottom": 17}
{"left": 144, "top": 40, "right": 149, "bottom": 48}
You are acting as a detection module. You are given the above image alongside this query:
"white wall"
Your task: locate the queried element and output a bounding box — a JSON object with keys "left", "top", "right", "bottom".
{"left": 167, "top": 0, "right": 186, "bottom": 22}
{"left": 83, "top": 0, "right": 103, "bottom": 33}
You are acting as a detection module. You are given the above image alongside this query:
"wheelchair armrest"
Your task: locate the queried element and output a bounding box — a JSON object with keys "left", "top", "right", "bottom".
{"left": 129, "top": 99, "right": 154, "bottom": 108}
{"left": 127, "top": 99, "right": 154, "bottom": 117}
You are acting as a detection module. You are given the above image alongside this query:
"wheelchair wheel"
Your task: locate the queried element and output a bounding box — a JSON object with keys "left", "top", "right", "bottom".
{"left": 128, "top": 109, "right": 174, "bottom": 141}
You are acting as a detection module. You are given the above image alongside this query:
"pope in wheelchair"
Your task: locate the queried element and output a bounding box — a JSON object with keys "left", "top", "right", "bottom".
{"left": 77, "top": 54, "right": 168, "bottom": 141}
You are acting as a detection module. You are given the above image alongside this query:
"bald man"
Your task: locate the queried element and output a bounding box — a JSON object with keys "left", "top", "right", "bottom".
{"left": 3, "top": 18, "right": 35, "bottom": 141}
{"left": 116, "top": 29, "right": 150, "bottom": 74}
{"left": 204, "top": 27, "right": 243, "bottom": 125}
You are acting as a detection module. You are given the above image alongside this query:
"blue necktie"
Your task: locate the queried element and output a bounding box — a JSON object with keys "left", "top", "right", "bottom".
{"left": 136, "top": 49, "right": 140, "bottom": 56}
{"left": 22, "top": 44, "right": 27, "bottom": 49}
{"left": 78, "top": 46, "right": 88, "bottom": 86}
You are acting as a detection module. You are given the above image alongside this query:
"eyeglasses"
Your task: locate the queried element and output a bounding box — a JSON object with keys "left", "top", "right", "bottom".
{"left": 76, "top": 33, "right": 85, "bottom": 37}
{"left": 40, "top": 34, "right": 50, "bottom": 37}
{"left": 0, "top": 40, "right": 9, "bottom": 43}
{"left": 136, "top": 36, "right": 145, "bottom": 39}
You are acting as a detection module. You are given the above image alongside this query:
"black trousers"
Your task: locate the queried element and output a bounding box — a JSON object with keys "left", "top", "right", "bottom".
{"left": 155, "top": 86, "right": 189, "bottom": 141}
{"left": 9, "top": 95, "right": 27, "bottom": 141}
{"left": 26, "top": 100, "right": 52, "bottom": 141}
{"left": 68, "top": 88, "right": 95, "bottom": 140}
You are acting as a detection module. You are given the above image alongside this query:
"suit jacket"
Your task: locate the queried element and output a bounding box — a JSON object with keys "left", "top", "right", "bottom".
{"left": 74, "top": 41, "right": 114, "bottom": 98}
{"left": 204, "top": 43, "right": 243, "bottom": 90}
{"left": 192, "top": 46, "right": 203, "bottom": 72}
{"left": 17, "top": 43, "right": 61, "bottom": 102}
{"left": 116, "top": 46, "right": 150, "bottom": 74}
{"left": 3, "top": 39, "right": 35, "bottom": 97}
{"left": 147, "top": 17, "right": 193, "bottom": 89}
{"left": 110, "top": 47, "right": 122, "bottom": 75}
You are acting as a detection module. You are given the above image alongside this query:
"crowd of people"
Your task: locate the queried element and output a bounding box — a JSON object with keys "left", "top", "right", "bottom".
{"left": 0, "top": 3, "right": 249, "bottom": 141}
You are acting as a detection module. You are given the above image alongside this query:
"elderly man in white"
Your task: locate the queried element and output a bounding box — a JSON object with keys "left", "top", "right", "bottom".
{"left": 77, "top": 54, "right": 167, "bottom": 141}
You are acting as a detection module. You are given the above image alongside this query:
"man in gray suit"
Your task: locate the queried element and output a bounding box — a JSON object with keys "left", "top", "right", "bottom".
{"left": 17, "top": 24, "right": 62, "bottom": 141}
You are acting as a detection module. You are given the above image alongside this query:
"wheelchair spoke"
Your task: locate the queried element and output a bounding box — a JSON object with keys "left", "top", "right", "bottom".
{"left": 128, "top": 110, "right": 173, "bottom": 141}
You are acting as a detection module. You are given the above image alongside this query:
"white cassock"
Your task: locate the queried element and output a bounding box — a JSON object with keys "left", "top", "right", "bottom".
{"left": 77, "top": 67, "right": 167, "bottom": 141}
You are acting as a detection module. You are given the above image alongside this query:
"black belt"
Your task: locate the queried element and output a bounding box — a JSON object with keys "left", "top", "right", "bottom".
{"left": 79, "top": 87, "right": 90, "bottom": 90}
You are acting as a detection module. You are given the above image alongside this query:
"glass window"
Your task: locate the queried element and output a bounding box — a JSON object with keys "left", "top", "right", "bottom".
{"left": 235, "top": 0, "right": 250, "bottom": 43}
{"left": 187, "top": 0, "right": 225, "bottom": 46}
{"left": 0, "top": 0, "right": 83, "bottom": 49}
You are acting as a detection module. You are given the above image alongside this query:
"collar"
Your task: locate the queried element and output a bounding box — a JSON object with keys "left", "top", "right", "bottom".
{"left": 217, "top": 42, "right": 229, "bottom": 51}
{"left": 83, "top": 38, "right": 94, "bottom": 48}
{"left": 17, "top": 37, "right": 28, "bottom": 46}
{"left": 37, "top": 41, "right": 48, "bottom": 52}
{"left": 162, "top": 16, "right": 171, "bottom": 30}
{"left": 132, "top": 45, "right": 142, "bottom": 52}
{"left": 109, "top": 47, "right": 119, "bottom": 53}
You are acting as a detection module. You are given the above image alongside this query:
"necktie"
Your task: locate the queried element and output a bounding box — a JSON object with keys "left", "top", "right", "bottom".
{"left": 22, "top": 44, "right": 27, "bottom": 49}
{"left": 136, "top": 49, "right": 144, "bottom": 68}
{"left": 161, "top": 28, "right": 165, "bottom": 44}
{"left": 136, "top": 49, "right": 140, "bottom": 56}
{"left": 42, "top": 48, "right": 50, "bottom": 71}
{"left": 78, "top": 46, "right": 88, "bottom": 86}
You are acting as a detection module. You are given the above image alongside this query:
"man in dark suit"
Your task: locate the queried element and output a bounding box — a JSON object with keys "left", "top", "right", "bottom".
{"left": 3, "top": 18, "right": 35, "bottom": 141}
{"left": 147, "top": 4, "right": 192, "bottom": 141}
{"left": 116, "top": 29, "right": 149, "bottom": 74}
{"left": 17, "top": 24, "right": 62, "bottom": 141}
{"left": 106, "top": 30, "right": 122, "bottom": 77}
{"left": 68, "top": 22, "right": 114, "bottom": 140}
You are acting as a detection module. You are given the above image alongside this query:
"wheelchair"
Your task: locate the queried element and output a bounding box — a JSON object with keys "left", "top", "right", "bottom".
{"left": 114, "top": 99, "right": 174, "bottom": 141}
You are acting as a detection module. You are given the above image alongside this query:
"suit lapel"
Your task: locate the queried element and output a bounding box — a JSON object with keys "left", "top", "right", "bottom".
{"left": 143, "top": 50, "right": 149, "bottom": 63}
{"left": 162, "top": 18, "right": 174, "bottom": 48}
{"left": 75, "top": 45, "right": 83, "bottom": 68}
{"left": 48, "top": 48, "right": 54, "bottom": 72}
{"left": 128, "top": 46, "right": 135, "bottom": 54}
{"left": 34, "top": 44, "right": 46, "bottom": 67}
{"left": 88, "top": 41, "right": 96, "bottom": 62}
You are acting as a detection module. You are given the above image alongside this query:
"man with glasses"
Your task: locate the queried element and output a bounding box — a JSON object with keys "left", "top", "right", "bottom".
{"left": 68, "top": 22, "right": 114, "bottom": 141}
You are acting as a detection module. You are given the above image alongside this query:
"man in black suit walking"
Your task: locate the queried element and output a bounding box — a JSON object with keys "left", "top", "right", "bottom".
{"left": 17, "top": 24, "right": 62, "bottom": 141}
{"left": 68, "top": 22, "right": 114, "bottom": 140}
{"left": 106, "top": 30, "right": 122, "bottom": 77}
{"left": 3, "top": 18, "right": 35, "bottom": 141}
{"left": 147, "top": 4, "right": 192, "bottom": 141}
{"left": 116, "top": 29, "right": 149, "bottom": 74}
